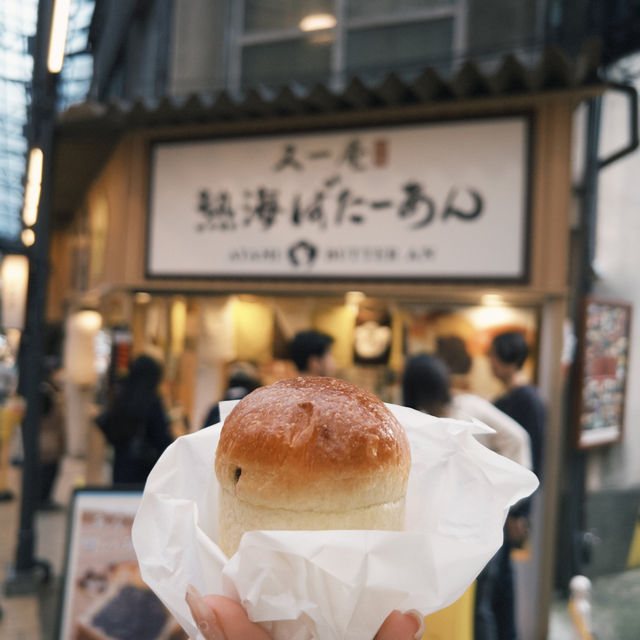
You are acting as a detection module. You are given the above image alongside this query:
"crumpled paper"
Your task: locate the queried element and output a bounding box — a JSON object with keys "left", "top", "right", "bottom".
{"left": 132, "top": 401, "right": 538, "bottom": 640}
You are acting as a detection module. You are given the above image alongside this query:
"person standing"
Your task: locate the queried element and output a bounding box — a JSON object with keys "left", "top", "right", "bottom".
{"left": 402, "top": 352, "right": 532, "bottom": 640}
{"left": 97, "top": 355, "right": 173, "bottom": 485}
{"left": 436, "top": 336, "right": 532, "bottom": 469}
{"left": 290, "top": 330, "right": 336, "bottom": 377}
{"left": 483, "top": 331, "right": 546, "bottom": 640}
{"left": 201, "top": 362, "right": 262, "bottom": 428}
{"left": 37, "top": 360, "right": 66, "bottom": 509}
{"left": 488, "top": 332, "right": 545, "bottom": 482}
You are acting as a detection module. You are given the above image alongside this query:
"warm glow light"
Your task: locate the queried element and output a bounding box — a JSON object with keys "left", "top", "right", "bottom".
{"left": 135, "top": 291, "right": 152, "bottom": 304}
{"left": 27, "top": 147, "right": 43, "bottom": 185}
{"left": 22, "top": 148, "right": 43, "bottom": 227}
{"left": 481, "top": 293, "right": 504, "bottom": 307}
{"left": 170, "top": 298, "right": 187, "bottom": 355}
{"left": 299, "top": 13, "right": 336, "bottom": 31}
{"left": 47, "top": 0, "right": 71, "bottom": 73}
{"left": 21, "top": 229, "right": 35, "bottom": 247}
{"left": 345, "top": 290, "right": 365, "bottom": 305}
{"left": 75, "top": 309, "right": 102, "bottom": 332}
{"left": 65, "top": 309, "right": 102, "bottom": 385}
{"left": 1, "top": 255, "right": 30, "bottom": 331}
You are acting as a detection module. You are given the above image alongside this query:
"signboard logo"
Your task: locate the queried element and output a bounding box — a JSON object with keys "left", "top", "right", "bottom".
{"left": 288, "top": 240, "right": 318, "bottom": 268}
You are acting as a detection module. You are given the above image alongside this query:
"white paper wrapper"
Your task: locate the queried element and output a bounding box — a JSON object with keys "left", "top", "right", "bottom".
{"left": 132, "top": 401, "right": 538, "bottom": 640}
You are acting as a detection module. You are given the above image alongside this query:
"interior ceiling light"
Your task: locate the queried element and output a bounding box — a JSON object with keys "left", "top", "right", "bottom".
{"left": 21, "top": 228, "right": 35, "bottom": 247}
{"left": 47, "top": 0, "right": 71, "bottom": 73}
{"left": 299, "top": 13, "right": 337, "bottom": 31}
{"left": 22, "top": 148, "right": 43, "bottom": 227}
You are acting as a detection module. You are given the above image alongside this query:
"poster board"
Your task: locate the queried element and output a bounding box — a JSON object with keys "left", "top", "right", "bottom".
{"left": 56, "top": 486, "right": 186, "bottom": 640}
{"left": 573, "top": 297, "right": 632, "bottom": 449}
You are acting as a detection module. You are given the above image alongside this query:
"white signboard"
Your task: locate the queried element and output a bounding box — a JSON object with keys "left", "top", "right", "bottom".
{"left": 147, "top": 117, "right": 530, "bottom": 281}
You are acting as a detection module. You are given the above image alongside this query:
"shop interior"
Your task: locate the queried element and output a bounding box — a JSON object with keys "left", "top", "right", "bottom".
{"left": 61, "top": 290, "right": 542, "bottom": 453}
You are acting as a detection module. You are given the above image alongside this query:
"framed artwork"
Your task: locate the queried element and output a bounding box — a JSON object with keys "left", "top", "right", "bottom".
{"left": 574, "top": 297, "right": 632, "bottom": 449}
{"left": 56, "top": 486, "right": 187, "bottom": 640}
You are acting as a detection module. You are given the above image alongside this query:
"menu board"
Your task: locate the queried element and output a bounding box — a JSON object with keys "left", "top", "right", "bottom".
{"left": 574, "top": 297, "right": 632, "bottom": 449}
{"left": 57, "top": 488, "right": 187, "bottom": 640}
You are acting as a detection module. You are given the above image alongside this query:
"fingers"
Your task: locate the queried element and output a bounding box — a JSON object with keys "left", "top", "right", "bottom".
{"left": 375, "top": 609, "right": 425, "bottom": 640}
{"left": 200, "top": 592, "right": 272, "bottom": 640}
{"left": 185, "top": 585, "right": 227, "bottom": 640}
{"left": 186, "top": 586, "right": 424, "bottom": 640}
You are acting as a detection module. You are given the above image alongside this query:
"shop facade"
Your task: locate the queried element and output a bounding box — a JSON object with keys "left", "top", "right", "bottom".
{"left": 45, "top": 50, "right": 605, "bottom": 635}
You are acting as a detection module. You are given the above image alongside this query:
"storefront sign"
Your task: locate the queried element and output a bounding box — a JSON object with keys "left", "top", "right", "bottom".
{"left": 147, "top": 116, "right": 531, "bottom": 281}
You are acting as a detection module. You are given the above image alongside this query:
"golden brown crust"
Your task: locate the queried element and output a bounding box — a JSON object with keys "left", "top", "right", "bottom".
{"left": 215, "top": 376, "right": 410, "bottom": 511}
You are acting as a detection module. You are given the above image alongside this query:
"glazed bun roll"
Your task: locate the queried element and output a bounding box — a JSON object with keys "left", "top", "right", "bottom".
{"left": 215, "top": 376, "right": 411, "bottom": 557}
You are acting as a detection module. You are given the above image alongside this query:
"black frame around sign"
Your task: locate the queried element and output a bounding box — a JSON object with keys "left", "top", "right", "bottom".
{"left": 144, "top": 112, "right": 534, "bottom": 286}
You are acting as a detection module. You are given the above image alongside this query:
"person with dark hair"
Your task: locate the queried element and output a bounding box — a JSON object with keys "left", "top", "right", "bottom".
{"left": 402, "top": 352, "right": 532, "bottom": 640}
{"left": 436, "top": 335, "right": 472, "bottom": 381}
{"left": 489, "top": 332, "right": 545, "bottom": 480}
{"left": 402, "top": 353, "right": 452, "bottom": 417}
{"left": 290, "top": 330, "right": 336, "bottom": 376}
{"left": 201, "top": 362, "right": 262, "bottom": 428}
{"left": 402, "top": 351, "right": 531, "bottom": 468}
{"left": 482, "top": 330, "right": 546, "bottom": 640}
{"left": 436, "top": 335, "right": 532, "bottom": 466}
{"left": 97, "top": 354, "right": 173, "bottom": 485}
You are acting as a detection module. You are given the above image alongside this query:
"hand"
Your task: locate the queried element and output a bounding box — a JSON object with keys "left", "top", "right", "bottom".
{"left": 186, "top": 585, "right": 424, "bottom": 640}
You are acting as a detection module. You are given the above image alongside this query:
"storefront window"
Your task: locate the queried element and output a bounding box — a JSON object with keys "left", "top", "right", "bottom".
{"left": 244, "top": 0, "right": 334, "bottom": 32}
{"left": 347, "top": 0, "right": 455, "bottom": 19}
{"left": 233, "top": 0, "right": 462, "bottom": 90}
{"left": 242, "top": 37, "right": 332, "bottom": 87}
{"left": 346, "top": 18, "right": 454, "bottom": 76}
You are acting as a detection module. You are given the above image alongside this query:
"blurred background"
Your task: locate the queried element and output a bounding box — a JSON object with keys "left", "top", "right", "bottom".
{"left": 1, "top": 1, "right": 640, "bottom": 638}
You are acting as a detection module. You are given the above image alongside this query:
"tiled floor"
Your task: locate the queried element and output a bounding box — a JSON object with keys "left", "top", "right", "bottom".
{"left": 1, "top": 460, "right": 80, "bottom": 640}
{"left": 1, "top": 467, "right": 45, "bottom": 640}
{"left": 1, "top": 457, "right": 639, "bottom": 640}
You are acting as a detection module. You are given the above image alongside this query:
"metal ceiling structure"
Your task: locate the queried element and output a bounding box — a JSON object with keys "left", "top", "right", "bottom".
{"left": 0, "top": 1, "right": 37, "bottom": 240}
{"left": 52, "top": 38, "right": 605, "bottom": 224}
{"left": 0, "top": 0, "right": 94, "bottom": 242}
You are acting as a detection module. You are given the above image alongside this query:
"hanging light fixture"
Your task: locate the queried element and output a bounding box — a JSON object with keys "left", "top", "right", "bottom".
{"left": 22, "top": 148, "right": 43, "bottom": 228}
{"left": 47, "top": 0, "right": 71, "bottom": 73}
{"left": 21, "top": 229, "right": 35, "bottom": 247}
{"left": 299, "top": 13, "right": 337, "bottom": 31}
{"left": 0, "top": 255, "right": 30, "bottom": 331}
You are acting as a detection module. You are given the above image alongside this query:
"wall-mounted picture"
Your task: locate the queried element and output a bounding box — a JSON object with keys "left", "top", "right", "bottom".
{"left": 574, "top": 297, "right": 632, "bottom": 449}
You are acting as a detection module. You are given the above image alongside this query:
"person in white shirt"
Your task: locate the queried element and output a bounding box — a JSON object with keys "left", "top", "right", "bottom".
{"left": 402, "top": 350, "right": 532, "bottom": 468}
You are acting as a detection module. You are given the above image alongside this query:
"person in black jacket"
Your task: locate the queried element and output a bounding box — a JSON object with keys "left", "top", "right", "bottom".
{"left": 476, "top": 330, "right": 546, "bottom": 640}
{"left": 201, "top": 363, "right": 261, "bottom": 429}
{"left": 99, "top": 355, "right": 173, "bottom": 485}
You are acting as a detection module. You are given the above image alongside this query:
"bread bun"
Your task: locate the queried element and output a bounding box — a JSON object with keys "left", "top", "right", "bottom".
{"left": 215, "top": 376, "right": 411, "bottom": 557}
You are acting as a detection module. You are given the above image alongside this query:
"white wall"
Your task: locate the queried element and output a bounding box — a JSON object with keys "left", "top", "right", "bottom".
{"left": 589, "top": 74, "right": 640, "bottom": 489}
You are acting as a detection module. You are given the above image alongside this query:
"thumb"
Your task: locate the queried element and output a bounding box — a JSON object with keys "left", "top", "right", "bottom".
{"left": 375, "top": 609, "right": 425, "bottom": 640}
